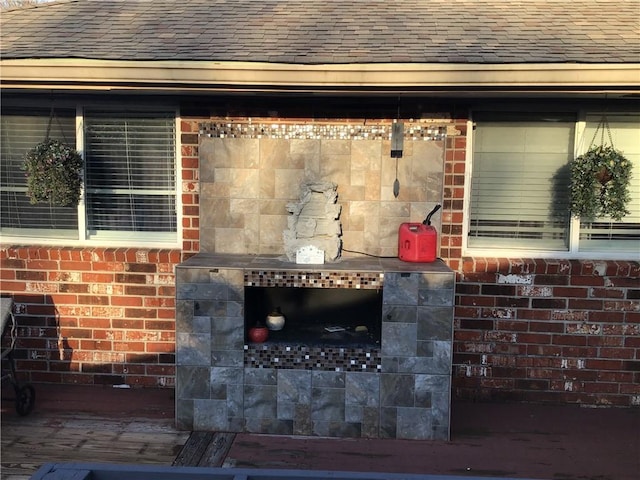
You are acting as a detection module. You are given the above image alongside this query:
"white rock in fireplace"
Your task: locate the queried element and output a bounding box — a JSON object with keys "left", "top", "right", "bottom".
{"left": 283, "top": 181, "right": 342, "bottom": 262}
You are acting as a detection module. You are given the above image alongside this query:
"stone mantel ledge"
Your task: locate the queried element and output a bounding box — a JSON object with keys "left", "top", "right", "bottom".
{"left": 178, "top": 253, "right": 453, "bottom": 275}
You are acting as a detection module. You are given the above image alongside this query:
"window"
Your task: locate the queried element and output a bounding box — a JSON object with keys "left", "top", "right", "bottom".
{"left": 83, "top": 110, "right": 177, "bottom": 242}
{"left": 467, "top": 111, "right": 640, "bottom": 257}
{"left": 0, "top": 107, "right": 178, "bottom": 245}
{"left": 1, "top": 108, "right": 79, "bottom": 239}
{"left": 469, "top": 113, "right": 575, "bottom": 251}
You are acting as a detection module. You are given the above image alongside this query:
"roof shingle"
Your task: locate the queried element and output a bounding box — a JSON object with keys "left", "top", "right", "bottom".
{"left": 1, "top": 0, "right": 639, "bottom": 64}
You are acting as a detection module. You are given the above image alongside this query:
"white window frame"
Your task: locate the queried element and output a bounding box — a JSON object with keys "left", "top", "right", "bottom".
{"left": 463, "top": 108, "right": 639, "bottom": 260}
{"left": 0, "top": 100, "right": 182, "bottom": 249}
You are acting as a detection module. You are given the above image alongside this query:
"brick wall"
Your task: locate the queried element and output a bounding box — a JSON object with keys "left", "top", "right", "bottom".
{"left": 0, "top": 247, "right": 180, "bottom": 386}
{"left": 453, "top": 258, "right": 640, "bottom": 406}
{"left": 180, "top": 118, "right": 201, "bottom": 254}
{"left": 439, "top": 118, "right": 467, "bottom": 273}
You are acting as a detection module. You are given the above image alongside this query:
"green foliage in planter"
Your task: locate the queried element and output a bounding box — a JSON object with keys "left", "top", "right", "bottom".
{"left": 570, "top": 145, "right": 632, "bottom": 221}
{"left": 24, "top": 139, "right": 83, "bottom": 207}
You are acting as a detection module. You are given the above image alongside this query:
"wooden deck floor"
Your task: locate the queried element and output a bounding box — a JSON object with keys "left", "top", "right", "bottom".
{"left": 3, "top": 383, "right": 640, "bottom": 480}
{"left": 1, "top": 410, "right": 189, "bottom": 480}
{"left": 1, "top": 384, "right": 188, "bottom": 480}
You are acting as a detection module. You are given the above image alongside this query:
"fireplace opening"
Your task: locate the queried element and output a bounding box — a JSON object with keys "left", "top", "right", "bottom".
{"left": 244, "top": 286, "right": 382, "bottom": 347}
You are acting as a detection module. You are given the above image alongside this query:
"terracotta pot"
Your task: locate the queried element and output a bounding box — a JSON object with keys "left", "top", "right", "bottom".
{"left": 248, "top": 325, "right": 269, "bottom": 343}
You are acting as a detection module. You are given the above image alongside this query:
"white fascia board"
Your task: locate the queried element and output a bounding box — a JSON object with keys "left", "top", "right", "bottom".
{"left": 1, "top": 59, "right": 639, "bottom": 93}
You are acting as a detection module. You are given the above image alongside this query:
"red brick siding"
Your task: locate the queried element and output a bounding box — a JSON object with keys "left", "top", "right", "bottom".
{"left": 440, "top": 119, "right": 467, "bottom": 272}
{"left": 0, "top": 247, "right": 183, "bottom": 386}
{"left": 453, "top": 258, "right": 640, "bottom": 406}
{"left": 180, "top": 118, "right": 201, "bottom": 254}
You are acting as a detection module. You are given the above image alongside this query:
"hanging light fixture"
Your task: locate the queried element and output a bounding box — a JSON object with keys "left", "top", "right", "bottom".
{"left": 391, "top": 98, "right": 404, "bottom": 198}
{"left": 391, "top": 121, "right": 404, "bottom": 158}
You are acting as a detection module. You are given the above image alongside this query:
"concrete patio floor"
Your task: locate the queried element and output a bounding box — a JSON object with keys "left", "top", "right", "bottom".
{"left": 1, "top": 383, "right": 639, "bottom": 479}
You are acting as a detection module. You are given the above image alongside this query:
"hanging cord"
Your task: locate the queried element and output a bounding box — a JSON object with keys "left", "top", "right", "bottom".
{"left": 45, "top": 103, "right": 71, "bottom": 143}
{"left": 45, "top": 104, "right": 54, "bottom": 140}
{"left": 594, "top": 115, "right": 616, "bottom": 239}
{"left": 163, "top": 115, "right": 175, "bottom": 231}
{"left": 342, "top": 248, "right": 397, "bottom": 259}
{"left": 45, "top": 104, "right": 60, "bottom": 222}
{"left": 5, "top": 125, "right": 22, "bottom": 227}
{"left": 56, "top": 112, "right": 70, "bottom": 145}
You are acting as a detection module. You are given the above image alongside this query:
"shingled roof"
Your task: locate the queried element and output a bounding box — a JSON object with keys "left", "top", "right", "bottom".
{"left": 2, "top": 0, "right": 639, "bottom": 64}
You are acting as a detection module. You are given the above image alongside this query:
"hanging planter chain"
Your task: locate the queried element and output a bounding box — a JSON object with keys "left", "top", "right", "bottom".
{"left": 591, "top": 115, "right": 615, "bottom": 186}
{"left": 45, "top": 104, "right": 54, "bottom": 140}
{"left": 589, "top": 114, "right": 614, "bottom": 151}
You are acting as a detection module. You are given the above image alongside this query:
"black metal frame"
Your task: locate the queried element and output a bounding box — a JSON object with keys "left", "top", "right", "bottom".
{"left": 1, "top": 297, "right": 35, "bottom": 416}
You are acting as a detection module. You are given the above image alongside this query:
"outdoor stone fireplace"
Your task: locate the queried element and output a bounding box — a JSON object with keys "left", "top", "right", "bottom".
{"left": 175, "top": 118, "right": 453, "bottom": 439}
{"left": 175, "top": 253, "right": 454, "bottom": 440}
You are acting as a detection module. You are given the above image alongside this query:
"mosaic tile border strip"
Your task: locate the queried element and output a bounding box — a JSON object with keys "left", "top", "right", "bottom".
{"left": 244, "top": 344, "right": 382, "bottom": 372}
{"left": 200, "top": 122, "right": 447, "bottom": 141}
{"left": 245, "top": 271, "right": 384, "bottom": 289}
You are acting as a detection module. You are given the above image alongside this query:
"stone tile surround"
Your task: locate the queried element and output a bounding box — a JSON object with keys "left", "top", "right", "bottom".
{"left": 176, "top": 253, "right": 454, "bottom": 440}
{"left": 198, "top": 119, "right": 447, "bottom": 258}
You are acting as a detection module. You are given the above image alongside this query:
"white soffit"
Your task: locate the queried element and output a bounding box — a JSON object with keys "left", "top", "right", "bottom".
{"left": 1, "top": 59, "right": 639, "bottom": 94}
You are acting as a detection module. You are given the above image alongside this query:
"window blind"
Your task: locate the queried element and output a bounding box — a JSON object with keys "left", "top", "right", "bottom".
{"left": 469, "top": 113, "right": 575, "bottom": 250}
{"left": 0, "top": 108, "right": 78, "bottom": 238}
{"left": 578, "top": 114, "right": 640, "bottom": 253}
{"left": 83, "top": 111, "right": 176, "bottom": 238}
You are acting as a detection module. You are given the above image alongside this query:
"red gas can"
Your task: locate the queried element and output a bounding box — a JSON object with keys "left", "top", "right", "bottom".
{"left": 398, "top": 223, "right": 438, "bottom": 262}
{"left": 398, "top": 204, "right": 441, "bottom": 263}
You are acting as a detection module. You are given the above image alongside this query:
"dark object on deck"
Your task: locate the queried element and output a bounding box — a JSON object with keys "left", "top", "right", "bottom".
{"left": 173, "top": 432, "right": 236, "bottom": 467}
{"left": 1, "top": 297, "right": 36, "bottom": 416}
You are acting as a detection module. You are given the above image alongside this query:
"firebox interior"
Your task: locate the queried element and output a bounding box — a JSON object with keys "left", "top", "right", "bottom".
{"left": 244, "top": 286, "right": 382, "bottom": 346}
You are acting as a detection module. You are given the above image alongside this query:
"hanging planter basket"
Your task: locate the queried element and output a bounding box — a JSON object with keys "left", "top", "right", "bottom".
{"left": 569, "top": 144, "right": 632, "bottom": 221}
{"left": 23, "top": 139, "right": 83, "bottom": 207}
